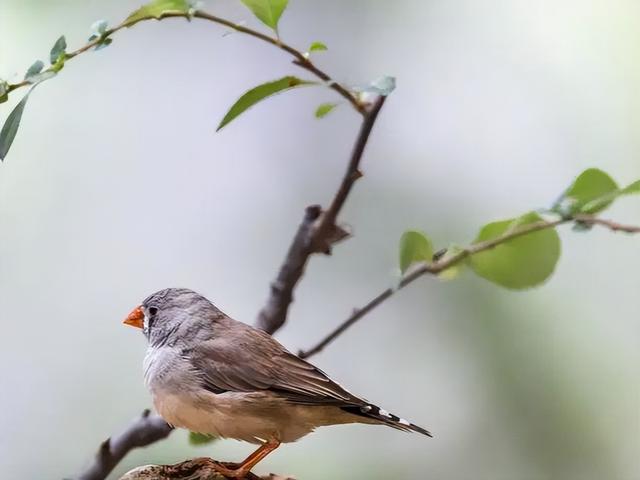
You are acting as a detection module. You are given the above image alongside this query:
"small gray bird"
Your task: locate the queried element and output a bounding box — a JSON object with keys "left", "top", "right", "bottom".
{"left": 124, "top": 288, "right": 430, "bottom": 478}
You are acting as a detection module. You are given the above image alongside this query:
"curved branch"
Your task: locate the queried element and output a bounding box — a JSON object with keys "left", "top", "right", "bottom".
{"left": 299, "top": 214, "right": 640, "bottom": 358}
{"left": 7, "top": 10, "right": 363, "bottom": 113}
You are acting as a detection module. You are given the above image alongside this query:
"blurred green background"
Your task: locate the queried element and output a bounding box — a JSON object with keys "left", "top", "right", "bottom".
{"left": 1, "top": 1, "right": 639, "bottom": 479}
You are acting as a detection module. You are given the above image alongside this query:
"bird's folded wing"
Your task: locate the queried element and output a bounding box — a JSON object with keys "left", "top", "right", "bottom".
{"left": 189, "top": 329, "right": 365, "bottom": 407}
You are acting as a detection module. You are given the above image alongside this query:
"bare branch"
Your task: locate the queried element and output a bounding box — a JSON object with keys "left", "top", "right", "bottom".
{"left": 255, "top": 96, "right": 387, "bottom": 333}
{"left": 78, "top": 410, "right": 173, "bottom": 480}
{"left": 311, "top": 96, "right": 387, "bottom": 252}
{"left": 256, "top": 205, "right": 321, "bottom": 334}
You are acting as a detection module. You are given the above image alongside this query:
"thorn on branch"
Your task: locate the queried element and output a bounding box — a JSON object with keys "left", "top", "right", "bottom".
{"left": 98, "top": 439, "right": 111, "bottom": 461}
{"left": 432, "top": 248, "right": 446, "bottom": 261}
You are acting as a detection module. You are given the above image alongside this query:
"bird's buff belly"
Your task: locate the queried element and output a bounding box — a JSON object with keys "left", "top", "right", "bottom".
{"left": 152, "top": 390, "right": 343, "bottom": 444}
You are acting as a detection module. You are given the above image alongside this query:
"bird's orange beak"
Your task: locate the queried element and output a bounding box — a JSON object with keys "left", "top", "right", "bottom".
{"left": 123, "top": 305, "right": 144, "bottom": 329}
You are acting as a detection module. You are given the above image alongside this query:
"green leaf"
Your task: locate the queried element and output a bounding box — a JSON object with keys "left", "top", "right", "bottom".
{"left": 89, "top": 19, "right": 110, "bottom": 42}
{"left": 49, "top": 35, "right": 67, "bottom": 64}
{"left": 571, "top": 174, "right": 640, "bottom": 214}
{"left": 124, "top": 0, "right": 190, "bottom": 26}
{"left": 354, "top": 76, "right": 396, "bottom": 96}
{"left": 189, "top": 431, "right": 216, "bottom": 445}
{"left": 240, "top": 0, "right": 288, "bottom": 32}
{"left": 315, "top": 102, "right": 338, "bottom": 119}
{"left": 91, "top": 19, "right": 109, "bottom": 35}
{"left": 0, "top": 89, "right": 34, "bottom": 161}
{"left": 51, "top": 55, "right": 66, "bottom": 73}
{"left": 555, "top": 168, "right": 618, "bottom": 215}
{"left": 217, "top": 76, "right": 314, "bottom": 131}
{"left": 467, "top": 212, "right": 561, "bottom": 289}
{"left": 24, "top": 60, "right": 44, "bottom": 81}
{"left": 309, "top": 41, "right": 328, "bottom": 52}
{"left": 399, "top": 230, "right": 433, "bottom": 274}
{"left": 94, "top": 38, "right": 113, "bottom": 51}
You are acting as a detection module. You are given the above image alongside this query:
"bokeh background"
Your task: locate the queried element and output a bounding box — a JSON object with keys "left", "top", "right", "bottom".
{"left": 1, "top": 1, "right": 639, "bottom": 479}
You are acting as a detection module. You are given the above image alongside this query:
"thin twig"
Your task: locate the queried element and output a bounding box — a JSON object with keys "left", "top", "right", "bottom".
{"left": 191, "top": 11, "right": 363, "bottom": 113}
{"left": 311, "top": 96, "right": 386, "bottom": 252}
{"left": 299, "top": 214, "right": 640, "bottom": 358}
{"left": 7, "top": 11, "right": 364, "bottom": 113}
{"left": 574, "top": 214, "right": 640, "bottom": 233}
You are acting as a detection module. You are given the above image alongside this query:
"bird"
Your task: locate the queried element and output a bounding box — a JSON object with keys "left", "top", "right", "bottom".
{"left": 123, "top": 287, "right": 431, "bottom": 478}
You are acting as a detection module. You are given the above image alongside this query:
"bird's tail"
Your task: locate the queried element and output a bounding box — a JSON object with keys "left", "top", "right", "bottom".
{"left": 341, "top": 403, "right": 432, "bottom": 437}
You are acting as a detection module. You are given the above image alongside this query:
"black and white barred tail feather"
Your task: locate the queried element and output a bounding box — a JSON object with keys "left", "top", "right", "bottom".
{"left": 342, "top": 403, "right": 432, "bottom": 437}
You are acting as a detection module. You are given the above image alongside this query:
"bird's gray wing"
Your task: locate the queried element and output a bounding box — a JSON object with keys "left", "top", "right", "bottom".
{"left": 189, "top": 324, "right": 364, "bottom": 407}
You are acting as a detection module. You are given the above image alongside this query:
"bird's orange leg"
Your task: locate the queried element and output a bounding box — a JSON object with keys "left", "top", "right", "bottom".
{"left": 211, "top": 437, "right": 281, "bottom": 478}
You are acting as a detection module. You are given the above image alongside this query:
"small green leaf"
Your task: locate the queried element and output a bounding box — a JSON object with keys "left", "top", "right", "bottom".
{"left": 24, "top": 60, "right": 44, "bottom": 81}
{"left": 555, "top": 168, "right": 618, "bottom": 215}
{"left": 92, "top": 19, "right": 109, "bottom": 35}
{"left": 51, "top": 55, "right": 66, "bottom": 73}
{"left": 315, "top": 102, "right": 338, "bottom": 119}
{"left": 124, "top": 0, "right": 190, "bottom": 26}
{"left": 94, "top": 38, "right": 113, "bottom": 51}
{"left": 189, "top": 432, "right": 216, "bottom": 445}
{"left": 217, "top": 76, "right": 314, "bottom": 131}
{"left": 467, "top": 212, "right": 561, "bottom": 289}
{"left": 568, "top": 174, "right": 640, "bottom": 214}
{"left": 0, "top": 89, "right": 34, "bottom": 161}
{"left": 355, "top": 76, "right": 396, "bottom": 96}
{"left": 50, "top": 35, "right": 67, "bottom": 64}
{"left": 240, "top": 0, "right": 288, "bottom": 32}
{"left": 399, "top": 230, "right": 433, "bottom": 274}
{"left": 89, "top": 19, "right": 110, "bottom": 42}
{"left": 309, "top": 41, "right": 328, "bottom": 52}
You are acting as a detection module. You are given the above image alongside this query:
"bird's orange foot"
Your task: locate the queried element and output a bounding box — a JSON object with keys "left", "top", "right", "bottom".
{"left": 210, "top": 438, "right": 281, "bottom": 479}
{"left": 210, "top": 460, "right": 252, "bottom": 478}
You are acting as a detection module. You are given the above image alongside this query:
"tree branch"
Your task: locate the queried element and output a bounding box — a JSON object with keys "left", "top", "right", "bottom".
{"left": 78, "top": 409, "right": 173, "bottom": 480}
{"left": 299, "top": 214, "right": 640, "bottom": 358}
{"left": 256, "top": 96, "right": 386, "bottom": 333}
{"left": 7, "top": 10, "right": 364, "bottom": 114}
{"left": 255, "top": 205, "right": 321, "bottom": 333}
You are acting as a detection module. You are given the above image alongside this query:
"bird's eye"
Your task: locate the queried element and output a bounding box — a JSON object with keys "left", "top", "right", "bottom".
{"left": 148, "top": 306, "right": 158, "bottom": 316}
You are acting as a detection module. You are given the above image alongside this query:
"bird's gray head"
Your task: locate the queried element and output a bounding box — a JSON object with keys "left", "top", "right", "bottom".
{"left": 123, "top": 288, "right": 219, "bottom": 346}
